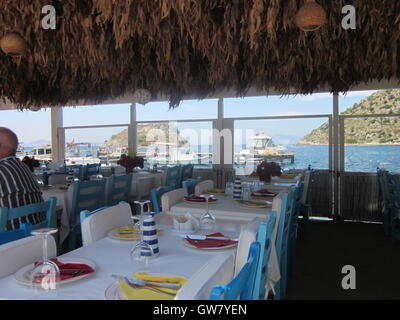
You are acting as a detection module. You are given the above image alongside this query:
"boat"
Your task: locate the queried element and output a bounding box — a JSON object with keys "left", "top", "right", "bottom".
{"left": 137, "top": 142, "right": 212, "bottom": 165}
{"left": 25, "top": 145, "right": 53, "bottom": 162}
{"left": 235, "top": 134, "right": 295, "bottom": 165}
{"left": 65, "top": 141, "right": 101, "bottom": 165}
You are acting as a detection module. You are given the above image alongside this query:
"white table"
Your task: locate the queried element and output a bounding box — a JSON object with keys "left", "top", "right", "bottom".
{"left": 170, "top": 194, "right": 272, "bottom": 223}
{"left": 0, "top": 225, "right": 236, "bottom": 300}
{"left": 42, "top": 187, "right": 69, "bottom": 245}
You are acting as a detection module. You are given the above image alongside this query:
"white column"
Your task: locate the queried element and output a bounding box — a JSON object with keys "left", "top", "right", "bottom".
{"left": 51, "top": 107, "right": 64, "bottom": 162}
{"left": 128, "top": 103, "right": 137, "bottom": 156}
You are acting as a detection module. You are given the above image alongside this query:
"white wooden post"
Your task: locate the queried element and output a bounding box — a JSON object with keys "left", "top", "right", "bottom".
{"left": 128, "top": 103, "right": 137, "bottom": 156}
{"left": 51, "top": 107, "right": 64, "bottom": 162}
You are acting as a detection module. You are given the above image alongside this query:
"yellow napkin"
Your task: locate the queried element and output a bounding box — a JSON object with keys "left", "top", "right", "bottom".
{"left": 280, "top": 173, "right": 297, "bottom": 179}
{"left": 115, "top": 226, "right": 140, "bottom": 239}
{"left": 236, "top": 200, "right": 270, "bottom": 208}
{"left": 206, "top": 188, "right": 225, "bottom": 194}
{"left": 119, "top": 273, "right": 188, "bottom": 300}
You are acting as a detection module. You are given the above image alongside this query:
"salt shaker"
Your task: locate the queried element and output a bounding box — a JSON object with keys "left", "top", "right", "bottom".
{"left": 141, "top": 213, "right": 159, "bottom": 257}
{"left": 233, "top": 177, "right": 242, "bottom": 200}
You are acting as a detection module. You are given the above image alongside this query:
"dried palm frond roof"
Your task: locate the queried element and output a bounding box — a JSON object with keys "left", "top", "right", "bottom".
{"left": 0, "top": 0, "right": 399, "bottom": 109}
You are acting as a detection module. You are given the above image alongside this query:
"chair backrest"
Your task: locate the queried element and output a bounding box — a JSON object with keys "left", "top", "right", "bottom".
{"left": 84, "top": 163, "right": 101, "bottom": 180}
{"left": 0, "top": 197, "right": 57, "bottom": 232}
{"left": 0, "top": 223, "right": 32, "bottom": 245}
{"left": 132, "top": 176, "right": 154, "bottom": 200}
{"left": 65, "top": 165, "right": 83, "bottom": 180}
{"left": 194, "top": 180, "right": 214, "bottom": 196}
{"left": 80, "top": 202, "right": 133, "bottom": 246}
{"left": 106, "top": 174, "right": 133, "bottom": 206}
{"left": 48, "top": 173, "right": 68, "bottom": 186}
{"left": 274, "top": 188, "right": 296, "bottom": 300}
{"left": 160, "top": 188, "right": 186, "bottom": 213}
{"left": 180, "top": 164, "right": 194, "bottom": 186}
{"left": 210, "top": 241, "right": 261, "bottom": 300}
{"left": 69, "top": 180, "right": 106, "bottom": 228}
{"left": 165, "top": 165, "right": 181, "bottom": 188}
{"left": 176, "top": 252, "right": 235, "bottom": 300}
{"left": 252, "top": 210, "right": 278, "bottom": 300}
{"left": 150, "top": 185, "right": 177, "bottom": 213}
{"left": 300, "top": 170, "right": 314, "bottom": 205}
{"left": 0, "top": 234, "right": 57, "bottom": 278}
{"left": 182, "top": 177, "right": 203, "bottom": 196}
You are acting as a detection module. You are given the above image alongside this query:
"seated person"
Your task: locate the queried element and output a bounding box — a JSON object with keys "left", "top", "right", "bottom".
{"left": 0, "top": 127, "right": 45, "bottom": 230}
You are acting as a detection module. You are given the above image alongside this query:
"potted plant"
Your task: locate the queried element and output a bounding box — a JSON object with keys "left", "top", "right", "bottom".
{"left": 117, "top": 154, "right": 144, "bottom": 174}
{"left": 21, "top": 156, "right": 40, "bottom": 172}
{"left": 255, "top": 161, "right": 282, "bottom": 183}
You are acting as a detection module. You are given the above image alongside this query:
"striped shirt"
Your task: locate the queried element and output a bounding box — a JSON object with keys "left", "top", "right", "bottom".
{"left": 0, "top": 156, "right": 45, "bottom": 230}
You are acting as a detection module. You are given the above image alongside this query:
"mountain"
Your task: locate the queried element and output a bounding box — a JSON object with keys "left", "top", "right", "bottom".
{"left": 24, "top": 139, "right": 51, "bottom": 147}
{"left": 106, "top": 123, "right": 188, "bottom": 148}
{"left": 299, "top": 89, "right": 400, "bottom": 145}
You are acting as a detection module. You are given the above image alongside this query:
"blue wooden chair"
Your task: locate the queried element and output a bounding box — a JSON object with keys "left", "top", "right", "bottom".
{"left": 106, "top": 174, "right": 133, "bottom": 206}
{"left": 287, "top": 184, "right": 303, "bottom": 280}
{"left": 180, "top": 164, "right": 194, "bottom": 187}
{"left": 298, "top": 170, "right": 314, "bottom": 233}
{"left": 182, "top": 177, "right": 202, "bottom": 196}
{"left": 68, "top": 180, "right": 106, "bottom": 250}
{"left": 377, "top": 169, "right": 392, "bottom": 236}
{"left": 150, "top": 185, "right": 176, "bottom": 214}
{"left": 0, "top": 223, "right": 33, "bottom": 245}
{"left": 210, "top": 241, "right": 261, "bottom": 300}
{"left": 84, "top": 163, "right": 101, "bottom": 180}
{"left": 65, "top": 165, "right": 84, "bottom": 180}
{"left": 0, "top": 197, "right": 57, "bottom": 233}
{"left": 252, "top": 210, "right": 277, "bottom": 300}
{"left": 273, "top": 190, "right": 295, "bottom": 300}
{"left": 386, "top": 173, "right": 400, "bottom": 241}
{"left": 165, "top": 165, "right": 181, "bottom": 188}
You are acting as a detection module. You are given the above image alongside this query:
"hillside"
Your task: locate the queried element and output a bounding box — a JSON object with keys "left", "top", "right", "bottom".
{"left": 106, "top": 123, "right": 188, "bottom": 148}
{"left": 299, "top": 90, "right": 400, "bottom": 145}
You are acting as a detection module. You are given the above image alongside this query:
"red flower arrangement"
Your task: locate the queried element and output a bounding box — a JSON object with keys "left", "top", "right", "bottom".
{"left": 253, "top": 161, "right": 282, "bottom": 182}
{"left": 117, "top": 154, "right": 144, "bottom": 173}
{"left": 22, "top": 156, "right": 40, "bottom": 172}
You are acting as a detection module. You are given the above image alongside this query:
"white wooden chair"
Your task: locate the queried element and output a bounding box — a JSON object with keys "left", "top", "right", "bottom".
{"left": 0, "top": 235, "right": 57, "bottom": 278}
{"left": 194, "top": 180, "right": 214, "bottom": 195}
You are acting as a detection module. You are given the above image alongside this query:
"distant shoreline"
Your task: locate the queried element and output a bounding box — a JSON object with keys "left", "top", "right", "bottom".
{"left": 297, "top": 143, "right": 400, "bottom": 146}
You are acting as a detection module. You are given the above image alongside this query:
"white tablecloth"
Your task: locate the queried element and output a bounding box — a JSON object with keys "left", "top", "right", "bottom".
{"left": 42, "top": 188, "right": 69, "bottom": 245}
{"left": 170, "top": 194, "right": 272, "bottom": 222}
{"left": 169, "top": 195, "right": 281, "bottom": 292}
{"left": 0, "top": 225, "right": 235, "bottom": 300}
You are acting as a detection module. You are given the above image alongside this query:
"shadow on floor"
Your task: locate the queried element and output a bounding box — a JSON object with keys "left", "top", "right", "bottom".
{"left": 287, "top": 220, "right": 400, "bottom": 300}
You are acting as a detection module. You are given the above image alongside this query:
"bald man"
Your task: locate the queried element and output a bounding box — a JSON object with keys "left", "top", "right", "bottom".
{"left": 0, "top": 127, "right": 45, "bottom": 230}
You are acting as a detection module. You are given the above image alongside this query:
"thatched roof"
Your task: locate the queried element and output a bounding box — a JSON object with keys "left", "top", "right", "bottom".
{"left": 0, "top": 0, "right": 399, "bottom": 109}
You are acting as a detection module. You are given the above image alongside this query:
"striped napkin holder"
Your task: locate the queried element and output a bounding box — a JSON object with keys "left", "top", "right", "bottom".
{"left": 141, "top": 214, "right": 159, "bottom": 257}
{"left": 233, "top": 177, "right": 242, "bottom": 200}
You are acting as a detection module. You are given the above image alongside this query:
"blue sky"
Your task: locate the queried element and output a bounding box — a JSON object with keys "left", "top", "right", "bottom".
{"left": 0, "top": 90, "right": 377, "bottom": 146}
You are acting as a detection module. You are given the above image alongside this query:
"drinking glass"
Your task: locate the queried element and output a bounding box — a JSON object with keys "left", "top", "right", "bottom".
{"left": 29, "top": 228, "right": 60, "bottom": 290}
{"left": 199, "top": 194, "right": 216, "bottom": 231}
{"left": 242, "top": 185, "right": 252, "bottom": 201}
{"left": 130, "top": 201, "right": 155, "bottom": 269}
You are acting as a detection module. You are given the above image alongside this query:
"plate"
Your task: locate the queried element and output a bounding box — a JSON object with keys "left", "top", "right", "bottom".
{"left": 182, "top": 238, "right": 238, "bottom": 250}
{"left": 107, "top": 226, "right": 163, "bottom": 241}
{"left": 184, "top": 197, "right": 218, "bottom": 204}
{"left": 170, "top": 225, "right": 199, "bottom": 235}
{"left": 236, "top": 200, "right": 272, "bottom": 209}
{"left": 14, "top": 257, "right": 97, "bottom": 288}
{"left": 105, "top": 273, "right": 185, "bottom": 300}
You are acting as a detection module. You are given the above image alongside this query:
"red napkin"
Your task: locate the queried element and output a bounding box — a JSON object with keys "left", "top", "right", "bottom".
{"left": 184, "top": 196, "right": 217, "bottom": 203}
{"left": 32, "top": 258, "right": 95, "bottom": 283}
{"left": 252, "top": 189, "right": 278, "bottom": 197}
{"left": 185, "top": 232, "right": 237, "bottom": 248}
